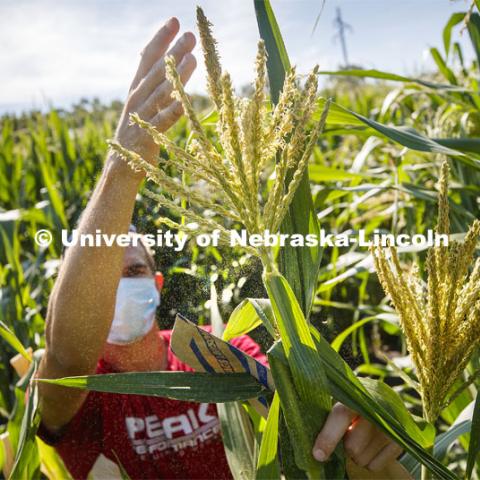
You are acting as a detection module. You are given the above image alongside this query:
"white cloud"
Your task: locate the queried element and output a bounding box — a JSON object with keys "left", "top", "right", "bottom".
{"left": 0, "top": 0, "right": 475, "bottom": 113}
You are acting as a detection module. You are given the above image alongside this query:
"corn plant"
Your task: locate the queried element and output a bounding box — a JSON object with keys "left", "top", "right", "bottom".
{"left": 109, "top": 5, "right": 337, "bottom": 476}
{"left": 371, "top": 160, "right": 480, "bottom": 479}
{"left": 104, "top": 5, "right": 463, "bottom": 479}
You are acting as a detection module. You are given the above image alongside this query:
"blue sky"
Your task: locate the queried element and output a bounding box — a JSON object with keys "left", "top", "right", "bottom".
{"left": 0, "top": 0, "right": 475, "bottom": 113}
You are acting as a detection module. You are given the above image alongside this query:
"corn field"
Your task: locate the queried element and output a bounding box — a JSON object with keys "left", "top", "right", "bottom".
{"left": 3, "top": 1, "right": 480, "bottom": 479}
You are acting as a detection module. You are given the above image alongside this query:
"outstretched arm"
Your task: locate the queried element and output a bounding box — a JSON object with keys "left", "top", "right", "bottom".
{"left": 38, "top": 17, "right": 196, "bottom": 432}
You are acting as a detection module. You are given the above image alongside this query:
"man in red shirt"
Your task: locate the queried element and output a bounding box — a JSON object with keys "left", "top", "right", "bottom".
{"left": 37, "top": 17, "right": 403, "bottom": 479}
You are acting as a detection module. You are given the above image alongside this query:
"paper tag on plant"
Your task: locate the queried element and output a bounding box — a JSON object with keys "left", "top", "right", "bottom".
{"left": 171, "top": 314, "right": 274, "bottom": 417}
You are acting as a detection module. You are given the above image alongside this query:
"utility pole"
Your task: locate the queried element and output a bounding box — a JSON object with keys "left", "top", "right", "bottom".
{"left": 333, "top": 7, "right": 352, "bottom": 67}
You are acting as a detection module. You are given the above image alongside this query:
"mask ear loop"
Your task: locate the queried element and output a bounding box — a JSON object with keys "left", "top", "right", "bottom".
{"left": 155, "top": 272, "right": 164, "bottom": 291}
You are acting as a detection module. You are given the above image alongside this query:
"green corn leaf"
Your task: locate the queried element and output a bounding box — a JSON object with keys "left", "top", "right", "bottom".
{"left": 278, "top": 411, "right": 307, "bottom": 480}
{"left": 467, "top": 13, "right": 480, "bottom": 66}
{"left": 219, "top": 401, "right": 257, "bottom": 480}
{"left": 308, "top": 165, "right": 368, "bottom": 182}
{"left": 399, "top": 184, "right": 477, "bottom": 220}
{"left": 253, "top": 0, "right": 290, "bottom": 104}
{"left": 37, "top": 372, "right": 268, "bottom": 403}
{"left": 441, "top": 381, "right": 473, "bottom": 429}
{"left": 320, "top": 101, "right": 366, "bottom": 127}
{"left": 317, "top": 253, "right": 372, "bottom": 293}
{"left": 432, "top": 137, "right": 480, "bottom": 154}
{"left": 6, "top": 385, "right": 26, "bottom": 462}
{"left": 443, "top": 12, "right": 466, "bottom": 56}
{"left": 255, "top": 0, "right": 322, "bottom": 318}
{"left": 308, "top": 327, "right": 456, "bottom": 480}
{"left": 452, "top": 41, "right": 467, "bottom": 73}
{"left": 0, "top": 228, "right": 24, "bottom": 285}
{"left": 228, "top": 291, "right": 443, "bottom": 475}
{"left": 318, "top": 99, "right": 465, "bottom": 157}
{"left": 431, "top": 420, "right": 471, "bottom": 464}
{"left": 318, "top": 99, "right": 480, "bottom": 161}
{"left": 9, "top": 361, "right": 41, "bottom": 480}
{"left": 275, "top": 180, "right": 323, "bottom": 319}
{"left": 401, "top": 420, "right": 472, "bottom": 479}
{"left": 268, "top": 342, "right": 344, "bottom": 479}
{"left": 117, "top": 460, "right": 132, "bottom": 479}
{"left": 36, "top": 439, "right": 73, "bottom": 480}
{"left": 256, "top": 392, "right": 281, "bottom": 480}
{"left": 360, "top": 377, "right": 435, "bottom": 446}
{"left": 223, "top": 298, "right": 276, "bottom": 341}
{"left": 0, "top": 438, "right": 4, "bottom": 473}
{"left": 33, "top": 140, "right": 68, "bottom": 230}
{"left": 263, "top": 271, "right": 338, "bottom": 477}
{"left": 112, "top": 451, "right": 132, "bottom": 479}
{"left": 331, "top": 316, "right": 377, "bottom": 352}
{"left": 430, "top": 47, "right": 458, "bottom": 85}
{"left": 268, "top": 342, "right": 326, "bottom": 478}
{"left": 210, "top": 283, "right": 257, "bottom": 480}
{"left": 318, "top": 68, "right": 467, "bottom": 91}
{"left": 0, "top": 321, "right": 31, "bottom": 361}
{"left": 263, "top": 272, "right": 330, "bottom": 415}
{"left": 466, "top": 394, "right": 480, "bottom": 479}
{"left": 311, "top": 324, "right": 427, "bottom": 445}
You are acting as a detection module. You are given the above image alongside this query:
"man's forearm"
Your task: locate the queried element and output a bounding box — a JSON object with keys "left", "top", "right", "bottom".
{"left": 40, "top": 14, "right": 197, "bottom": 375}
{"left": 43, "top": 155, "right": 142, "bottom": 374}
{"left": 37, "top": 17, "right": 196, "bottom": 430}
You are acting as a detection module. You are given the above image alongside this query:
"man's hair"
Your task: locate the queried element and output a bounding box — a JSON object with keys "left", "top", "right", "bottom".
{"left": 127, "top": 224, "right": 156, "bottom": 274}
{"left": 62, "top": 222, "right": 156, "bottom": 274}
{"left": 132, "top": 233, "right": 156, "bottom": 274}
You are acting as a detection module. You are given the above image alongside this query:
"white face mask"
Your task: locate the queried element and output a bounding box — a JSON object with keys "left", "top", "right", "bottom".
{"left": 107, "top": 277, "right": 160, "bottom": 345}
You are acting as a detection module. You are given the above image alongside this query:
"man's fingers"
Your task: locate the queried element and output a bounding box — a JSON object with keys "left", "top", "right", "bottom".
{"left": 349, "top": 430, "right": 390, "bottom": 467}
{"left": 313, "top": 403, "right": 404, "bottom": 471}
{"left": 367, "top": 442, "right": 404, "bottom": 472}
{"left": 343, "top": 417, "right": 375, "bottom": 465}
{"left": 139, "top": 53, "right": 196, "bottom": 121}
{"left": 132, "top": 32, "right": 196, "bottom": 106}
{"left": 166, "top": 31, "right": 196, "bottom": 66}
{"left": 130, "top": 17, "right": 180, "bottom": 91}
{"left": 136, "top": 47, "right": 196, "bottom": 119}
{"left": 312, "top": 403, "right": 357, "bottom": 462}
{"left": 150, "top": 100, "right": 184, "bottom": 132}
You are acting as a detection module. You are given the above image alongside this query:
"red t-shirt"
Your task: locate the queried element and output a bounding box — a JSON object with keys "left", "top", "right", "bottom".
{"left": 38, "top": 329, "right": 267, "bottom": 480}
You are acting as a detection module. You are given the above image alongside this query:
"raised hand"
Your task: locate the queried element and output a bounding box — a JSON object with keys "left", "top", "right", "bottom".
{"left": 114, "top": 17, "right": 196, "bottom": 164}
